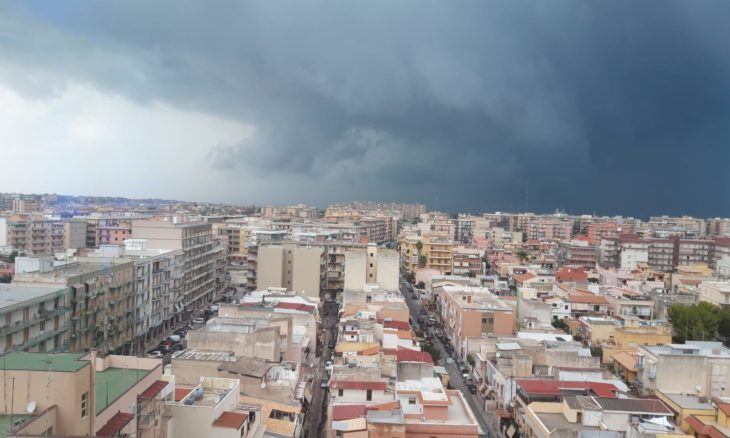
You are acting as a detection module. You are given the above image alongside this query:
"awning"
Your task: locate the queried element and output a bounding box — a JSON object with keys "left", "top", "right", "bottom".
{"left": 96, "top": 411, "right": 134, "bottom": 437}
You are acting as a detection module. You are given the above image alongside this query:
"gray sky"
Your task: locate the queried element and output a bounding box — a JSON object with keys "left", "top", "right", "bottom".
{"left": 1, "top": 1, "right": 729, "bottom": 216}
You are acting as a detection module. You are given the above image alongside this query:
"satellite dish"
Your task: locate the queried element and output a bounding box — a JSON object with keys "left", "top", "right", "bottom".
{"left": 696, "top": 385, "right": 702, "bottom": 394}
{"left": 26, "top": 401, "right": 36, "bottom": 413}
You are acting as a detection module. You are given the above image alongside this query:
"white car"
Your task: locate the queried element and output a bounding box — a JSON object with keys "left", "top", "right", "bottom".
{"left": 146, "top": 351, "right": 164, "bottom": 359}
{"left": 192, "top": 317, "right": 206, "bottom": 325}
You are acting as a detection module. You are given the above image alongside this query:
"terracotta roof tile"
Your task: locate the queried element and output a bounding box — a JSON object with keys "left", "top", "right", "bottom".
{"left": 139, "top": 380, "right": 168, "bottom": 400}
{"left": 213, "top": 411, "right": 248, "bottom": 429}
{"left": 516, "top": 379, "right": 618, "bottom": 398}
{"left": 96, "top": 411, "right": 134, "bottom": 437}
{"left": 396, "top": 347, "right": 433, "bottom": 364}
{"left": 332, "top": 405, "right": 367, "bottom": 421}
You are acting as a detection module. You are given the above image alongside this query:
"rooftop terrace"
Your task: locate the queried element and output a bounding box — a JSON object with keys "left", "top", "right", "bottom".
{"left": 0, "top": 352, "right": 87, "bottom": 372}
{"left": 95, "top": 367, "right": 151, "bottom": 414}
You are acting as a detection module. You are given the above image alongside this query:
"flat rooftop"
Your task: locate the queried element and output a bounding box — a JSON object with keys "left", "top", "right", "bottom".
{"left": 0, "top": 285, "right": 68, "bottom": 312}
{"left": 202, "top": 317, "right": 270, "bottom": 334}
{"left": 0, "top": 415, "right": 31, "bottom": 438}
{"left": 661, "top": 392, "right": 714, "bottom": 410}
{"left": 95, "top": 367, "right": 151, "bottom": 415}
{"left": 172, "top": 349, "right": 237, "bottom": 362}
{"left": 0, "top": 352, "right": 88, "bottom": 372}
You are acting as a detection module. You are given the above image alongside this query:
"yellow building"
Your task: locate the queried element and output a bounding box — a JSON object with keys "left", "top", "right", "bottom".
{"left": 604, "top": 319, "right": 672, "bottom": 361}
{"left": 656, "top": 391, "right": 717, "bottom": 434}
{"left": 400, "top": 233, "right": 453, "bottom": 274}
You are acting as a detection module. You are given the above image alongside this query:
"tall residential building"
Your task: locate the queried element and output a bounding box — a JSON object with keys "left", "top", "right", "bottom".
{"left": 556, "top": 240, "right": 597, "bottom": 269}
{"left": 13, "top": 258, "right": 136, "bottom": 355}
{"left": 0, "top": 284, "right": 70, "bottom": 353}
{"left": 12, "top": 196, "right": 45, "bottom": 213}
{"left": 706, "top": 218, "right": 730, "bottom": 237}
{"left": 400, "top": 233, "right": 454, "bottom": 274}
{"left": 344, "top": 243, "right": 399, "bottom": 291}
{"left": 63, "top": 218, "right": 89, "bottom": 249}
{"left": 1, "top": 215, "right": 63, "bottom": 255}
{"left": 132, "top": 220, "right": 227, "bottom": 317}
{"left": 256, "top": 243, "right": 325, "bottom": 299}
{"left": 527, "top": 217, "right": 573, "bottom": 241}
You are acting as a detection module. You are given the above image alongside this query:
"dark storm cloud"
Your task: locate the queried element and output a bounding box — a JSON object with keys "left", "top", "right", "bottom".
{"left": 4, "top": 1, "right": 730, "bottom": 216}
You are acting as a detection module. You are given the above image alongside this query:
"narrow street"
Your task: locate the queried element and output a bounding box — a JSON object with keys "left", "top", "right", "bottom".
{"left": 400, "top": 281, "right": 499, "bottom": 438}
{"left": 304, "top": 300, "right": 340, "bottom": 438}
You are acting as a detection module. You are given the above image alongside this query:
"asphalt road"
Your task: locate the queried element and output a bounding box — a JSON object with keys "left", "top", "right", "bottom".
{"left": 304, "top": 300, "right": 340, "bottom": 438}
{"left": 399, "top": 281, "right": 500, "bottom": 438}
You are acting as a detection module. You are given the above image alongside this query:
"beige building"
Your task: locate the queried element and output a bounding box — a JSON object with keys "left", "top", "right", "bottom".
{"left": 63, "top": 218, "right": 88, "bottom": 249}
{"left": 698, "top": 281, "right": 730, "bottom": 307}
{"left": 637, "top": 342, "right": 730, "bottom": 397}
{"left": 257, "top": 243, "right": 325, "bottom": 299}
{"left": 0, "top": 351, "right": 162, "bottom": 438}
{"left": 344, "top": 243, "right": 399, "bottom": 291}
{"left": 132, "top": 219, "right": 227, "bottom": 316}
{"left": 435, "top": 285, "right": 514, "bottom": 357}
{"left": 1, "top": 215, "right": 63, "bottom": 256}
{"left": 12, "top": 197, "right": 45, "bottom": 213}
{"left": 186, "top": 316, "right": 292, "bottom": 362}
{"left": 400, "top": 233, "right": 454, "bottom": 274}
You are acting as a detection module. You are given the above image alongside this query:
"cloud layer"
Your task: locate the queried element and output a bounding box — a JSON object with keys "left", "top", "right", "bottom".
{"left": 1, "top": 1, "right": 729, "bottom": 216}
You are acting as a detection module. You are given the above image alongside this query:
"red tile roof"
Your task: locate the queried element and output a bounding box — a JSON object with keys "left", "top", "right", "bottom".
{"left": 396, "top": 347, "right": 433, "bottom": 364}
{"left": 555, "top": 267, "right": 588, "bottom": 283}
{"left": 384, "top": 320, "right": 410, "bottom": 330}
{"left": 332, "top": 404, "right": 367, "bottom": 421}
{"left": 568, "top": 293, "right": 609, "bottom": 305}
{"left": 174, "top": 388, "right": 192, "bottom": 402}
{"left": 275, "top": 302, "right": 315, "bottom": 313}
{"left": 330, "top": 380, "right": 387, "bottom": 391}
{"left": 513, "top": 273, "right": 536, "bottom": 284}
{"left": 96, "top": 411, "right": 134, "bottom": 437}
{"left": 139, "top": 380, "right": 169, "bottom": 400}
{"left": 516, "top": 379, "right": 618, "bottom": 398}
{"left": 213, "top": 411, "right": 248, "bottom": 429}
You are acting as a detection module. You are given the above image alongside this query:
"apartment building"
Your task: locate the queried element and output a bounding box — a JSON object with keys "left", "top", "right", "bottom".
{"left": 0, "top": 351, "right": 162, "bottom": 437}
{"left": 556, "top": 240, "right": 597, "bottom": 269}
{"left": 527, "top": 217, "right": 573, "bottom": 242}
{"left": 187, "top": 316, "right": 292, "bottom": 362}
{"left": 698, "top": 281, "right": 730, "bottom": 307}
{"left": 344, "top": 243, "right": 399, "bottom": 291}
{"left": 648, "top": 215, "right": 706, "bottom": 239}
{"left": 400, "top": 233, "right": 454, "bottom": 274}
{"left": 706, "top": 218, "right": 730, "bottom": 237}
{"left": 0, "top": 284, "right": 70, "bottom": 353}
{"left": 132, "top": 220, "right": 227, "bottom": 317}
{"left": 637, "top": 342, "right": 730, "bottom": 397}
{"left": 0, "top": 215, "right": 63, "bottom": 256}
{"left": 586, "top": 222, "right": 629, "bottom": 244}
{"left": 452, "top": 246, "right": 484, "bottom": 277}
{"left": 13, "top": 258, "right": 137, "bottom": 355}
{"left": 257, "top": 243, "right": 325, "bottom": 299}
{"left": 12, "top": 196, "right": 45, "bottom": 213}
{"left": 435, "top": 285, "right": 514, "bottom": 357}
{"left": 63, "top": 218, "right": 88, "bottom": 249}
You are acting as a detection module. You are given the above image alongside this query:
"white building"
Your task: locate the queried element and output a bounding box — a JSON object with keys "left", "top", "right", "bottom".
{"left": 344, "top": 243, "right": 399, "bottom": 291}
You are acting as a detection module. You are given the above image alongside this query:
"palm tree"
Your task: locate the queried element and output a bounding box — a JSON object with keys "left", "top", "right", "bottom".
{"left": 516, "top": 250, "right": 528, "bottom": 263}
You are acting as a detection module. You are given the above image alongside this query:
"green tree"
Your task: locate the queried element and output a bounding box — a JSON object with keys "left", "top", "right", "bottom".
{"left": 516, "top": 250, "right": 528, "bottom": 263}
{"left": 8, "top": 251, "right": 17, "bottom": 263}
{"left": 467, "top": 354, "right": 475, "bottom": 367}
{"left": 668, "top": 302, "right": 721, "bottom": 343}
{"left": 417, "top": 281, "right": 425, "bottom": 289}
{"left": 551, "top": 319, "right": 568, "bottom": 331}
{"left": 422, "top": 343, "right": 441, "bottom": 363}
{"left": 418, "top": 255, "right": 427, "bottom": 268}
{"left": 404, "top": 272, "right": 415, "bottom": 283}
{"left": 467, "top": 271, "right": 476, "bottom": 278}
{"left": 719, "top": 307, "right": 730, "bottom": 339}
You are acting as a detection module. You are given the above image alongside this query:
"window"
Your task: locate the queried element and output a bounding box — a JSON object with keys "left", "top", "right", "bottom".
{"left": 369, "top": 263, "right": 373, "bottom": 268}
{"left": 481, "top": 318, "right": 487, "bottom": 323}
{"left": 338, "top": 389, "right": 344, "bottom": 396}
{"left": 408, "top": 397, "right": 416, "bottom": 404}
{"left": 366, "top": 389, "right": 372, "bottom": 401}
{"left": 80, "top": 392, "right": 88, "bottom": 418}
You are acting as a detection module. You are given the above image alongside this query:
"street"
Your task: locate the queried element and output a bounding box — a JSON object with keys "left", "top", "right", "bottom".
{"left": 304, "top": 300, "right": 340, "bottom": 438}
{"left": 399, "top": 281, "right": 500, "bottom": 438}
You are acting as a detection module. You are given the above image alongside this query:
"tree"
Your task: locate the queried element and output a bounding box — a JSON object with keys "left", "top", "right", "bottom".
{"left": 418, "top": 255, "right": 427, "bottom": 268}
{"left": 404, "top": 272, "right": 415, "bottom": 284}
{"left": 551, "top": 318, "right": 568, "bottom": 331}
{"left": 590, "top": 346, "right": 603, "bottom": 362}
{"left": 467, "top": 354, "right": 475, "bottom": 367}
{"left": 422, "top": 343, "right": 441, "bottom": 363}
{"left": 516, "top": 250, "right": 528, "bottom": 263}
{"left": 417, "top": 281, "right": 426, "bottom": 289}
{"left": 668, "top": 302, "right": 721, "bottom": 343}
{"left": 8, "top": 251, "right": 17, "bottom": 263}
{"left": 467, "top": 271, "right": 476, "bottom": 278}
{"left": 719, "top": 307, "right": 730, "bottom": 339}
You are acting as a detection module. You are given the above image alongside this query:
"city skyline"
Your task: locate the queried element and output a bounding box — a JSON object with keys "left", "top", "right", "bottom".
{"left": 2, "top": 2, "right": 730, "bottom": 216}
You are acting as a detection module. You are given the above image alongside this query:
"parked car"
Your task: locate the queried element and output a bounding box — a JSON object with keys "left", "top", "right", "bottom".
{"left": 467, "top": 383, "right": 477, "bottom": 394}
{"left": 192, "top": 317, "right": 206, "bottom": 325}
{"left": 320, "top": 376, "right": 329, "bottom": 389}
{"left": 328, "top": 340, "right": 336, "bottom": 349}
{"left": 158, "top": 345, "right": 173, "bottom": 354}
{"left": 146, "top": 351, "right": 164, "bottom": 359}
{"left": 166, "top": 335, "right": 181, "bottom": 343}
{"left": 172, "top": 343, "right": 185, "bottom": 351}
{"left": 174, "top": 329, "right": 187, "bottom": 336}
{"left": 411, "top": 293, "right": 417, "bottom": 299}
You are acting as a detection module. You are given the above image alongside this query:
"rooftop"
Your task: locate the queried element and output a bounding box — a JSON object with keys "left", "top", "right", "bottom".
{"left": 0, "top": 415, "right": 31, "bottom": 438}
{"left": 0, "top": 284, "right": 68, "bottom": 312}
{"left": 661, "top": 392, "right": 714, "bottom": 410}
{"left": 0, "top": 352, "right": 88, "bottom": 372}
{"left": 172, "top": 349, "right": 237, "bottom": 362}
{"left": 95, "top": 367, "right": 151, "bottom": 415}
